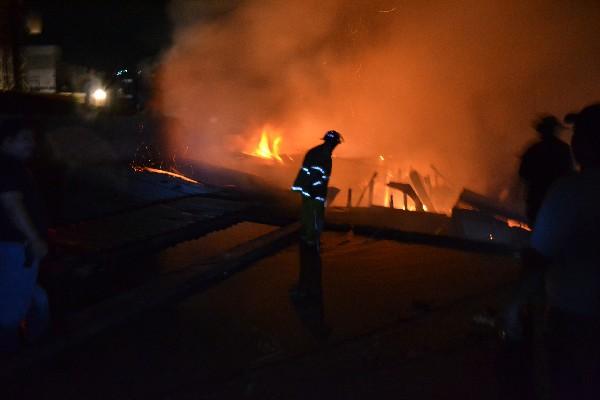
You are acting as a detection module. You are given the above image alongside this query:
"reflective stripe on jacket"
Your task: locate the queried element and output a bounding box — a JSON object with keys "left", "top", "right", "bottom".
{"left": 291, "top": 143, "right": 332, "bottom": 203}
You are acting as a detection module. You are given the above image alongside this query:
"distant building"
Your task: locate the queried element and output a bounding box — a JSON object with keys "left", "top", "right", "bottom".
{"left": 0, "top": 41, "right": 16, "bottom": 91}
{"left": 0, "top": 0, "right": 20, "bottom": 90}
{"left": 22, "top": 45, "right": 60, "bottom": 92}
{"left": 0, "top": 1, "right": 61, "bottom": 93}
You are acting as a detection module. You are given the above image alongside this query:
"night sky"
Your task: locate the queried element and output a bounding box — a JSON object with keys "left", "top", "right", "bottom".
{"left": 28, "top": 0, "right": 171, "bottom": 72}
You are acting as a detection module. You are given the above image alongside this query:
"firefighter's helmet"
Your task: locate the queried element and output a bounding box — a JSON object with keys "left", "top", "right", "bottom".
{"left": 322, "top": 130, "right": 343, "bottom": 144}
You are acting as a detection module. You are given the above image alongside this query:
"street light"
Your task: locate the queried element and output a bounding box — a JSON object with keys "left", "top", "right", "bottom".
{"left": 89, "top": 88, "right": 108, "bottom": 107}
{"left": 92, "top": 88, "right": 107, "bottom": 102}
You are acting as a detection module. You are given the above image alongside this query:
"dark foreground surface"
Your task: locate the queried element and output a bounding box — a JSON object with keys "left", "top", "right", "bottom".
{"left": 6, "top": 232, "right": 523, "bottom": 399}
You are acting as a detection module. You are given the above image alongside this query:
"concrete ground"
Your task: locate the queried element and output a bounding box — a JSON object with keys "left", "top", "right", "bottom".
{"left": 6, "top": 232, "right": 525, "bottom": 400}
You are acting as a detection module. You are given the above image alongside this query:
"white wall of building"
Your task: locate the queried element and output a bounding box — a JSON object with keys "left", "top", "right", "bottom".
{"left": 23, "top": 45, "right": 60, "bottom": 93}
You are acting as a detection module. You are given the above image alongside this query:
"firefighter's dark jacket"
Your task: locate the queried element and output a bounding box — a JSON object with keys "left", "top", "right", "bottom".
{"left": 291, "top": 143, "right": 332, "bottom": 202}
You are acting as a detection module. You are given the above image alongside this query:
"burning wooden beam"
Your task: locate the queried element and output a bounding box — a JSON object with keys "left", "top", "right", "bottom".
{"left": 409, "top": 170, "right": 436, "bottom": 212}
{"left": 455, "top": 189, "right": 526, "bottom": 224}
{"left": 386, "top": 182, "right": 424, "bottom": 211}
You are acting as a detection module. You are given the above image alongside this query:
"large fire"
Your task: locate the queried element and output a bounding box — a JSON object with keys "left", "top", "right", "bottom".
{"left": 252, "top": 129, "right": 283, "bottom": 162}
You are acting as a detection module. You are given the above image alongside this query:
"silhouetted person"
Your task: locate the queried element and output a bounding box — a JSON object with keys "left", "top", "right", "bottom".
{"left": 531, "top": 104, "right": 600, "bottom": 399}
{"left": 527, "top": 104, "right": 600, "bottom": 399}
{"left": 0, "top": 117, "right": 49, "bottom": 354}
{"left": 291, "top": 130, "right": 342, "bottom": 251}
{"left": 505, "top": 116, "right": 573, "bottom": 341}
{"left": 290, "top": 131, "right": 342, "bottom": 337}
{"left": 519, "top": 115, "right": 574, "bottom": 226}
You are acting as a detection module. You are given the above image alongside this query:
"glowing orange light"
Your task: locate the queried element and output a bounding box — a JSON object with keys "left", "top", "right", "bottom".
{"left": 133, "top": 166, "right": 200, "bottom": 184}
{"left": 383, "top": 185, "right": 391, "bottom": 207}
{"left": 253, "top": 129, "right": 283, "bottom": 162}
{"left": 507, "top": 219, "right": 531, "bottom": 231}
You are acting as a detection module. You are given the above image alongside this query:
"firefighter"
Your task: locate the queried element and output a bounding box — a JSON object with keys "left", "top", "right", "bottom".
{"left": 291, "top": 130, "right": 342, "bottom": 249}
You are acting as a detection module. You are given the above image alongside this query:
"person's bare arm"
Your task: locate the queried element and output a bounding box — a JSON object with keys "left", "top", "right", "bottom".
{"left": 0, "top": 191, "right": 47, "bottom": 262}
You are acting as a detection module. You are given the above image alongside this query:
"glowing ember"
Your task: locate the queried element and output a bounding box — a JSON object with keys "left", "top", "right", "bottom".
{"left": 253, "top": 130, "right": 283, "bottom": 162}
{"left": 507, "top": 219, "right": 531, "bottom": 231}
{"left": 133, "top": 166, "right": 200, "bottom": 184}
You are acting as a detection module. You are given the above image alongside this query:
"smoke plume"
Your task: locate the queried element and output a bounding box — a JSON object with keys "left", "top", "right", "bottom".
{"left": 156, "top": 0, "right": 600, "bottom": 201}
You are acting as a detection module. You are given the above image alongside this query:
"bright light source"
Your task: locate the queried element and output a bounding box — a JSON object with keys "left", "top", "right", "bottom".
{"left": 92, "top": 88, "right": 107, "bottom": 101}
{"left": 26, "top": 14, "right": 43, "bottom": 35}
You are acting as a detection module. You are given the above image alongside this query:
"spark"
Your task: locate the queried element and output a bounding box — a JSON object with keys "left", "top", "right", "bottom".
{"left": 378, "top": 7, "right": 397, "bottom": 13}
{"left": 134, "top": 166, "right": 200, "bottom": 184}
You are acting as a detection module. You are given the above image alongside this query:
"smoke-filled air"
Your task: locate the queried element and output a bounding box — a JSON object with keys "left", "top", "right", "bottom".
{"left": 155, "top": 0, "right": 600, "bottom": 209}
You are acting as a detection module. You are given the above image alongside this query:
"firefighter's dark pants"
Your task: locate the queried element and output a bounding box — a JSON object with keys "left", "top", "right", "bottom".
{"left": 300, "top": 196, "right": 324, "bottom": 247}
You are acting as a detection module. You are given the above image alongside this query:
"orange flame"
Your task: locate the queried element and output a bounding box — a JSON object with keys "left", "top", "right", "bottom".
{"left": 507, "top": 219, "right": 531, "bottom": 231}
{"left": 253, "top": 130, "right": 283, "bottom": 162}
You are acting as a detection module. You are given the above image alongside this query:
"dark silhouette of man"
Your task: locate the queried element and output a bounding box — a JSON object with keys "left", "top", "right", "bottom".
{"left": 519, "top": 115, "right": 574, "bottom": 226}
{"left": 530, "top": 104, "right": 600, "bottom": 399}
{"left": 291, "top": 130, "right": 342, "bottom": 250}
{"left": 289, "top": 131, "right": 340, "bottom": 341}
{"left": 506, "top": 116, "right": 574, "bottom": 342}
{"left": 0, "top": 117, "right": 49, "bottom": 353}
{"left": 505, "top": 104, "right": 600, "bottom": 399}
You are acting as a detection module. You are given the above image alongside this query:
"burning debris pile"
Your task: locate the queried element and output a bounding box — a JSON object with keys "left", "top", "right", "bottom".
{"left": 239, "top": 128, "right": 460, "bottom": 213}
{"left": 158, "top": 0, "right": 600, "bottom": 208}
{"left": 130, "top": 119, "right": 528, "bottom": 248}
